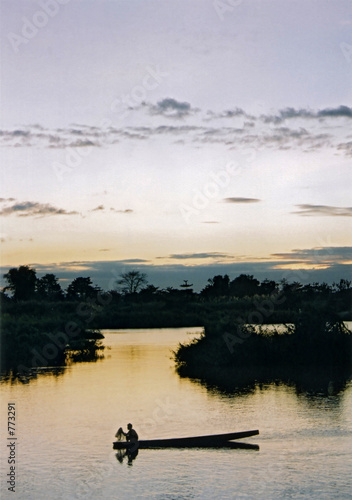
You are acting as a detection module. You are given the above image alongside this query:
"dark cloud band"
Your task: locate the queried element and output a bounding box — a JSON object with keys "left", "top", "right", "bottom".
{"left": 0, "top": 200, "right": 78, "bottom": 217}
{"left": 293, "top": 204, "right": 352, "bottom": 217}
{"left": 223, "top": 197, "right": 260, "bottom": 204}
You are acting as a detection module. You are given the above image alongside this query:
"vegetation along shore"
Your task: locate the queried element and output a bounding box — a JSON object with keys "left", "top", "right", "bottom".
{"left": 1, "top": 265, "right": 351, "bottom": 384}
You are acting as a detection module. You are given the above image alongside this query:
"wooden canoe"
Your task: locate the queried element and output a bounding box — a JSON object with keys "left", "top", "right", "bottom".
{"left": 113, "top": 430, "right": 259, "bottom": 449}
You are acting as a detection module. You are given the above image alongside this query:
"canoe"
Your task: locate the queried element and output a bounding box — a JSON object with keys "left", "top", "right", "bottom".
{"left": 113, "top": 430, "right": 259, "bottom": 449}
{"left": 114, "top": 440, "right": 259, "bottom": 450}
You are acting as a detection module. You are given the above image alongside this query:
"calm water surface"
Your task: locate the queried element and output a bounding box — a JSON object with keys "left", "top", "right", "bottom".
{"left": 0, "top": 327, "right": 351, "bottom": 499}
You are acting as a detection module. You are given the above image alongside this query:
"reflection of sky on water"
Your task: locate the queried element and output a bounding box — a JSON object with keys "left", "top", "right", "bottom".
{"left": 0, "top": 327, "right": 351, "bottom": 499}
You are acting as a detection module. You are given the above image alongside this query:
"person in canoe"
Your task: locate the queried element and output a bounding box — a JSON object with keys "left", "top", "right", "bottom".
{"left": 115, "top": 423, "right": 139, "bottom": 464}
{"left": 116, "top": 423, "right": 139, "bottom": 443}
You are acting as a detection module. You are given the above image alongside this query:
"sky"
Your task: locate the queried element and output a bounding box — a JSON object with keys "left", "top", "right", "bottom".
{"left": 0, "top": 0, "right": 351, "bottom": 291}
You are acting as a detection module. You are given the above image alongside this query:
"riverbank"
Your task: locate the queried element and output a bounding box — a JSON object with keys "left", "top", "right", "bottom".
{"left": 1, "top": 284, "right": 351, "bottom": 375}
{"left": 0, "top": 308, "right": 104, "bottom": 374}
{"left": 174, "top": 310, "right": 352, "bottom": 392}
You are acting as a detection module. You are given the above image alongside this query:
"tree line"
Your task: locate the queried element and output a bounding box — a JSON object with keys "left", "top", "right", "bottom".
{"left": 2, "top": 265, "right": 351, "bottom": 309}
{"left": 1, "top": 265, "right": 351, "bottom": 378}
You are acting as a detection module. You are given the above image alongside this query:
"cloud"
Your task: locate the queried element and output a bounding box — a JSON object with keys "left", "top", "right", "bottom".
{"left": 261, "top": 105, "right": 352, "bottom": 124}
{"left": 223, "top": 197, "right": 261, "bottom": 204}
{"left": 317, "top": 105, "right": 352, "bottom": 118}
{"left": 148, "top": 98, "right": 197, "bottom": 119}
{"left": 90, "top": 205, "right": 134, "bottom": 214}
{"left": 120, "top": 258, "right": 150, "bottom": 263}
{"left": 206, "top": 107, "right": 253, "bottom": 121}
{"left": 0, "top": 103, "right": 350, "bottom": 155}
{"left": 1, "top": 254, "right": 349, "bottom": 292}
{"left": 261, "top": 108, "right": 315, "bottom": 124}
{"left": 9, "top": 130, "right": 30, "bottom": 137}
{"left": 293, "top": 204, "right": 352, "bottom": 217}
{"left": 151, "top": 125, "right": 202, "bottom": 135}
{"left": 337, "top": 141, "right": 352, "bottom": 156}
{"left": 110, "top": 208, "right": 133, "bottom": 214}
{"left": 69, "top": 139, "right": 98, "bottom": 147}
{"left": 271, "top": 246, "right": 352, "bottom": 268}
{"left": 0, "top": 201, "right": 78, "bottom": 217}
{"left": 0, "top": 127, "right": 100, "bottom": 149}
{"left": 230, "top": 128, "right": 332, "bottom": 152}
{"left": 219, "top": 108, "right": 247, "bottom": 118}
{"left": 161, "top": 252, "right": 232, "bottom": 260}
{"left": 91, "top": 205, "right": 105, "bottom": 212}
{"left": 273, "top": 246, "right": 352, "bottom": 259}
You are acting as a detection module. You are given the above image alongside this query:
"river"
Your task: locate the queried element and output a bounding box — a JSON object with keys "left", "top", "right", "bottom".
{"left": 0, "top": 327, "right": 351, "bottom": 499}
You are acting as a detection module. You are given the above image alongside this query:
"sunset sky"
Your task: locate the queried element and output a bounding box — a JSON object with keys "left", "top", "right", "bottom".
{"left": 1, "top": 0, "right": 351, "bottom": 290}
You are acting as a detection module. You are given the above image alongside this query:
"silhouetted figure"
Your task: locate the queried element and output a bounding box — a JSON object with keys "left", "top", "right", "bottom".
{"left": 118, "top": 423, "right": 138, "bottom": 442}
{"left": 116, "top": 424, "right": 139, "bottom": 449}
{"left": 115, "top": 424, "right": 139, "bottom": 466}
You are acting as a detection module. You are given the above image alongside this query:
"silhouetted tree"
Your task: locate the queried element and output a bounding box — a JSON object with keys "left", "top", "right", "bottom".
{"left": 107, "top": 290, "right": 122, "bottom": 302}
{"left": 301, "top": 283, "right": 316, "bottom": 298}
{"left": 334, "top": 279, "right": 351, "bottom": 292}
{"left": 259, "top": 279, "right": 278, "bottom": 295}
{"left": 66, "top": 277, "right": 99, "bottom": 300}
{"left": 201, "top": 275, "right": 229, "bottom": 298}
{"left": 333, "top": 279, "right": 352, "bottom": 310}
{"left": 139, "top": 284, "right": 159, "bottom": 297}
{"left": 279, "top": 280, "right": 304, "bottom": 307}
{"left": 117, "top": 271, "right": 148, "bottom": 294}
{"left": 0, "top": 290, "right": 11, "bottom": 304}
{"left": 280, "top": 280, "right": 303, "bottom": 294}
{"left": 315, "top": 282, "right": 332, "bottom": 297}
{"left": 229, "top": 274, "right": 260, "bottom": 297}
{"left": 36, "top": 274, "right": 64, "bottom": 300}
{"left": 3, "top": 265, "right": 37, "bottom": 300}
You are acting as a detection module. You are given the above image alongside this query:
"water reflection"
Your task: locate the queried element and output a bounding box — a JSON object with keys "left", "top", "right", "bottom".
{"left": 0, "top": 348, "right": 105, "bottom": 384}
{"left": 0, "top": 366, "right": 67, "bottom": 384}
{"left": 115, "top": 448, "right": 139, "bottom": 466}
{"left": 180, "top": 365, "right": 352, "bottom": 401}
{"left": 0, "top": 327, "right": 350, "bottom": 500}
